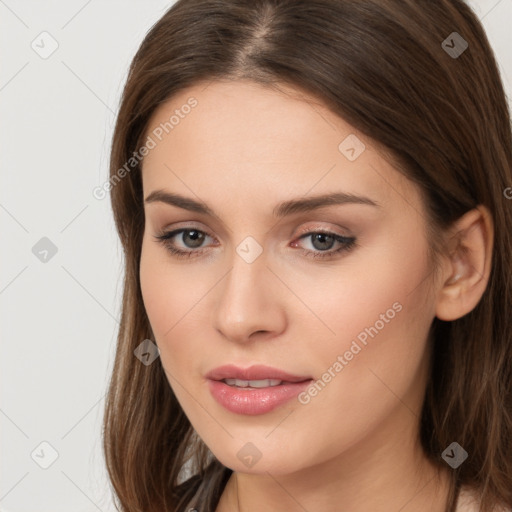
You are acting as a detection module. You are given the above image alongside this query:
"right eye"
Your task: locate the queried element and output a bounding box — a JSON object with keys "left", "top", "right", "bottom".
{"left": 153, "top": 228, "right": 217, "bottom": 259}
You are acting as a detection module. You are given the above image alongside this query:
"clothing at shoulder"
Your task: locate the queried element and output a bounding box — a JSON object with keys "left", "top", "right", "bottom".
{"left": 456, "top": 486, "right": 512, "bottom": 512}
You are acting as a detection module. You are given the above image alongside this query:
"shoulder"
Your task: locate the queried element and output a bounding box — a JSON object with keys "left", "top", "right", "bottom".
{"left": 456, "top": 486, "right": 512, "bottom": 512}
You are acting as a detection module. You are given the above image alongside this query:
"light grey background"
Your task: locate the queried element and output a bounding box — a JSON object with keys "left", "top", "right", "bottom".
{"left": 1, "top": 1, "right": 511, "bottom": 511}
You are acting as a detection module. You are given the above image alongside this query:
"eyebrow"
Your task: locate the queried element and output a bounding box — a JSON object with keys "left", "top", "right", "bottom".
{"left": 144, "top": 189, "right": 381, "bottom": 217}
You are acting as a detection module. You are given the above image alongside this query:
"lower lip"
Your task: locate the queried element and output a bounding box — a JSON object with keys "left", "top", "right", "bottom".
{"left": 207, "top": 379, "right": 313, "bottom": 415}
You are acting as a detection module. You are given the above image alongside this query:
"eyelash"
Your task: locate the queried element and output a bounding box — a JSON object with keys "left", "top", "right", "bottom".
{"left": 153, "top": 227, "right": 357, "bottom": 261}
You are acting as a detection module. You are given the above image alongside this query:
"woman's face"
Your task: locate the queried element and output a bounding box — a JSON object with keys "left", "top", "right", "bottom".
{"left": 139, "top": 79, "right": 440, "bottom": 475}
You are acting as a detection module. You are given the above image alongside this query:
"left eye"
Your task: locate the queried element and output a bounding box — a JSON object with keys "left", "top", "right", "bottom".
{"left": 293, "top": 231, "right": 357, "bottom": 259}
{"left": 153, "top": 228, "right": 357, "bottom": 260}
{"left": 296, "top": 231, "right": 346, "bottom": 251}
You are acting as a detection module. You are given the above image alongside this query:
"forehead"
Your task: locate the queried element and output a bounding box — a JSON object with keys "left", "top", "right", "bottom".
{"left": 144, "top": 79, "right": 358, "bottom": 165}
{"left": 141, "top": 79, "right": 420, "bottom": 216}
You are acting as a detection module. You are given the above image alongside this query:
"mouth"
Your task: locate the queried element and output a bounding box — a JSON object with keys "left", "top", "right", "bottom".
{"left": 205, "top": 365, "right": 314, "bottom": 415}
{"left": 205, "top": 363, "right": 312, "bottom": 383}
{"left": 220, "top": 377, "right": 310, "bottom": 388}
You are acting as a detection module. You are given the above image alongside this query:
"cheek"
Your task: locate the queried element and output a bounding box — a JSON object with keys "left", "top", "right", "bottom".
{"left": 140, "top": 235, "right": 195, "bottom": 332}
{"left": 295, "top": 240, "right": 434, "bottom": 425}
{"left": 140, "top": 240, "right": 171, "bottom": 333}
{"left": 139, "top": 237, "right": 212, "bottom": 375}
{"left": 287, "top": 232, "right": 432, "bottom": 350}
{"left": 296, "top": 232, "right": 430, "bottom": 364}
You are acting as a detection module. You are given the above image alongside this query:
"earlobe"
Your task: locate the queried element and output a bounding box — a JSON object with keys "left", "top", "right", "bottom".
{"left": 435, "top": 205, "right": 494, "bottom": 322}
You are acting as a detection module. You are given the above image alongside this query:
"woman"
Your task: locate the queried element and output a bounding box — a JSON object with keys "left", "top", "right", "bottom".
{"left": 102, "top": 1, "right": 512, "bottom": 511}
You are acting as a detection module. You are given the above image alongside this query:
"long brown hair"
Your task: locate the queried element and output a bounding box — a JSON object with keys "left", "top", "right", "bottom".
{"left": 102, "top": 1, "right": 512, "bottom": 511}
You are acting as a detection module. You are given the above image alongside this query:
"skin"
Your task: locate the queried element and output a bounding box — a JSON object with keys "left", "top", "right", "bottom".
{"left": 139, "top": 79, "right": 493, "bottom": 512}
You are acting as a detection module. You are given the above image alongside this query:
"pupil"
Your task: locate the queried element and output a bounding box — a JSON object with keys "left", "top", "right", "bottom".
{"left": 184, "top": 230, "right": 204, "bottom": 248}
{"left": 312, "top": 233, "right": 334, "bottom": 251}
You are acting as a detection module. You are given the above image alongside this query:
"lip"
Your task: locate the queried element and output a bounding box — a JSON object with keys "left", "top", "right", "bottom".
{"left": 205, "top": 364, "right": 313, "bottom": 415}
{"left": 205, "top": 364, "right": 312, "bottom": 383}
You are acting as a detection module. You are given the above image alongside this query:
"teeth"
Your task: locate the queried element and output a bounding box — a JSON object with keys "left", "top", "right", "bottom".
{"left": 224, "top": 378, "right": 283, "bottom": 388}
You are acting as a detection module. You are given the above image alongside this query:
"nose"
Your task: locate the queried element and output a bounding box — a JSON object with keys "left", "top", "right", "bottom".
{"left": 213, "top": 248, "right": 287, "bottom": 344}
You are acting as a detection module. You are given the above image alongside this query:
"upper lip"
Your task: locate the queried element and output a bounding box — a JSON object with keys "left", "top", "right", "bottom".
{"left": 205, "top": 364, "right": 312, "bottom": 383}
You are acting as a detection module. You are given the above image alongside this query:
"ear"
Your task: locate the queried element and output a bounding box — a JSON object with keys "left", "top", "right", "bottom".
{"left": 435, "top": 205, "right": 494, "bottom": 321}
